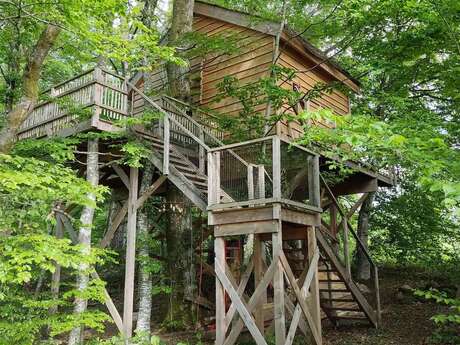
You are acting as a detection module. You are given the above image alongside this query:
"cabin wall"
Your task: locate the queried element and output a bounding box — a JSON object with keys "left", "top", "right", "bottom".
{"left": 276, "top": 46, "right": 351, "bottom": 141}
{"left": 139, "top": 12, "right": 353, "bottom": 142}
{"left": 193, "top": 14, "right": 274, "bottom": 117}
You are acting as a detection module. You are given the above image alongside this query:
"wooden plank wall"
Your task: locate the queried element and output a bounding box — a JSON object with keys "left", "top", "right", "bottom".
{"left": 276, "top": 47, "right": 350, "bottom": 141}
{"left": 193, "top": 14, "right": 273, "bottom": 117}
{"left": 138, "top": 12, "right": 352, "bottom": 142}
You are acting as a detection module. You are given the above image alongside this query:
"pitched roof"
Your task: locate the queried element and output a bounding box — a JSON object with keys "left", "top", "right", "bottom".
{"left": 194, "top": 1, "right": 360, "bottom": 92}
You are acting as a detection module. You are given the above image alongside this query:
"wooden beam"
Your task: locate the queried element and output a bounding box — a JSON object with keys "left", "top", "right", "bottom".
{"left": 216, "top": 261, "right": 268, "bottom": 345}
{"left": 123, "top": 167, "right": 139, "bottom": 339}
{"left": 307, "top": 227, "right": 322, "bottom": 342}
{"left": 225, "top": 258, "right": 254, "bottom": 328}
{"left": 56, "top": 213, "right": 124, "bottom": 335}
{"left": 285, "top": 249, "right": 319, "bottom": 345}
{"left": 272, "top": 136, "right": 281, "bottom": 199}
{"left": 215, "top": 237, "right": 226, "bottom": 345}
{"left": 112, "top": 164, "right": 130, "bottom": 189}
{"left": 214, "top": 220, "right": 278, "bottom": 237}
{"left": 99, "top": 201, "right": 128, "bottom": 249}
{"left": 135, "top": 175, "right": 167, "bottom": 210}
{"left": 163, "top": 113, "right": 170, "bottom": 175}
{"left": 279, "top": 252, "right": 322, "bottom": 345}
{"left": 347, "top": 193, "right": 369, "bottom": 219}
{"left": 308, "top": 156, "right": 320, "bottom": 207}
{"left": 223, "top": 257, "right": 277, "bottom": 345}
{"left": 272, "top": 225, "right": 285, "bottom": 345}
{"left": 254, "top": 235, "right": 265, "bottom": 334}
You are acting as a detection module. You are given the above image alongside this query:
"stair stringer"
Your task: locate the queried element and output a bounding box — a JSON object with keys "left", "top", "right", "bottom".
{"left": 147, "top": 151, "right": 208, "bottom": 211}
{"left": 316, "top": 231, "right": 378, "bottom": 328}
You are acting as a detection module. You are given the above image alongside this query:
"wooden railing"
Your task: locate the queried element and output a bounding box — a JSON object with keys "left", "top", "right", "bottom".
{"left": 17, "top": 67, "right": 128, "bottom": 140}
{"left": 207, "top": 136, "right": 322, "bottom": 212}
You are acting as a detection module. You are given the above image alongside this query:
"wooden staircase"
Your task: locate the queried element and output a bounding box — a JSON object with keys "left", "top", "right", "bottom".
{"left": 284, "top": 230, "right": 379, "bottom": 328}
{"left": 316, "top": 231, "right": 379, "bottom": 327}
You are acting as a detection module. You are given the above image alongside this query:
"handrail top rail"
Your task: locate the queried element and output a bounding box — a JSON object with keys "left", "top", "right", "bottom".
{"left": 40, "top": 66, "right": 125, "bottom": 95}
{"left": 126, "top": 80, "right": 212, "bottom": 151}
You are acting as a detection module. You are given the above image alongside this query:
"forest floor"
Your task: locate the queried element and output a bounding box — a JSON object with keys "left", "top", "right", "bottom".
{"left": 153, "top": 267, "right": 454, "bottom": 345}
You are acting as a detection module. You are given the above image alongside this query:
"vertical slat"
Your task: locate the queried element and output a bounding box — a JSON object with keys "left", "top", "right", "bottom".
{"left": 247, "top": 164, "right": 254, "bottom": 202}
{"left": 272, "top": 226, "right": 285, "bottom": 345}
{"left": 163, "top": 113, "right": 170, "bottom": 175}
{"left": 272, "top": 136, "right": 281, "bottom": 199}
{"left": 199, "top": 129, "right": 205, "bottom": 173}
{"left": 123, "top": 167, "right": 139, "bottom": 340}
{"left": 207, "top": 152, "right": 214, "bottom": 207}
{"left": 215, "top": 237, "right": 226, "bottom": 345}
{"left": 213, "top": 152, "right": 221, "bottom": 204}
{"left": 308, "top": 155, "right": 320, "bottom": 207}
{"left": 257, "top": 165, "right": 266, "bottom": 199}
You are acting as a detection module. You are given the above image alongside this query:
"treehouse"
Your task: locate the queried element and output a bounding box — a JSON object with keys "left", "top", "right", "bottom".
{"left": 16, "top": 2, "right": 394, "bottom": 345}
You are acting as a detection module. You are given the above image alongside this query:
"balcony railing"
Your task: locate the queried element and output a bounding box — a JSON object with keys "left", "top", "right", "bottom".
{"left": 207, "top": 136, "right": 322, "bottom": 212}
{"left": 17, "top": 67, "right": 128, "bottom": 140}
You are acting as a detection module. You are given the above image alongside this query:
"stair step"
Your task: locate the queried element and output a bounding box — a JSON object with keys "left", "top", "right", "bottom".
{"left": 320, "top": 298, "right": 355, "bottom": 303}
{"left": 320, "top": 288, "right": 350, "bottom": 293}
{"left": 331, "top": 316, "right": 368, "bottom": 321}
{"left": 322, "top": 306, "right": 362, "bottom": 312}
{"left": 319, "top": 279, "right": 343, "bottom": 283}
{"left": 319, "top": 269, "right": 336, "bottom": 272}
{"left": 179, "top": 171, "right": 207, "bottom": 182}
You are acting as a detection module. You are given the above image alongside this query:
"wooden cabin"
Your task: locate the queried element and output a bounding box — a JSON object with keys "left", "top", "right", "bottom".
{"left": 15, "top": 2, "right": 393, "bottom": 345}
{"left": 133, "top": 1, "right": 358, "bottom": 142}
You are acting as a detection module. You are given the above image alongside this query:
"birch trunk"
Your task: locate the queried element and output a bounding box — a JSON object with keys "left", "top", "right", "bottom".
{"left": 356, "top": 192, "right": 376, "bottom": 281}
{"left": 68, "top": 138, "right": 99, "bottom": 345}
{"left": 135, "top": 162, "right": 155, "bottom": 336}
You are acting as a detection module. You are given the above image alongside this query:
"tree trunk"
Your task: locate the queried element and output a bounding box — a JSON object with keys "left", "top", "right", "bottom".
{"left": 165, "top": 186, "right": 195, "bottom": 329}
{"left": 0, "top": 24, "right": 60, "bottom": 153}
{"left": 163, "top": 0, "right": 196, "bottom": 329}
{"left": 68, "top": 138, "right": 99, "bottom": 345}
{"left": 166, "top": 0, "right": 194, "bottom": 102}
{"left": 135, "top": 162, "right": 155, "bottom": 336}
{"left": 356, "top": 192, "right": 376, "bottom": 281}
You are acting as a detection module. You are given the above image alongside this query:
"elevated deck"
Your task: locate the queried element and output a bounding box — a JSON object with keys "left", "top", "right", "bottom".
{"left": 17, "top": 68, "right": 382, "bottom": 345}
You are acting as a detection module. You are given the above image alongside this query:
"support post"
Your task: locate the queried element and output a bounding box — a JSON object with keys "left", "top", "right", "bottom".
{"left": 215, "top": 237, "right": 226, "bottom": 345}
{"left": 123, "top": 167, "right": 139, "bottom": 341}
{"left": 272, "top": 223, "right": 285, "bottom": 345}
{"left": 272, "top": 137, "right": 281, "bottom": 199}
{"left": 163, "top": 113, "right": 170, "bottom": 175}
{"left": 307, "top": 226, "right": 322, "bottom": 344}
{"left": 253, "top": 235, "right": 265, "bottom": 334}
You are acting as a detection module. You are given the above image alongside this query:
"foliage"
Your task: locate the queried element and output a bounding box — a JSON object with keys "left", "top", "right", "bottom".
{"left": 414, "top": 289, "right": 460, "bottom": 344}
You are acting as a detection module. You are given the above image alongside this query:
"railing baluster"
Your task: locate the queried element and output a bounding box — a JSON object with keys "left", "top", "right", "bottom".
{"left": 163, "top": 113, "right": 170, "bottom": 175}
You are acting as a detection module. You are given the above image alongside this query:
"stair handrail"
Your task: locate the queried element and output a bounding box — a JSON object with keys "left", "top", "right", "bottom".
{"left": 319, "top": 173, "right": 381, "bottom": 324}
{"left": 125, "top": 80, "right": 210, "bottom": 150}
